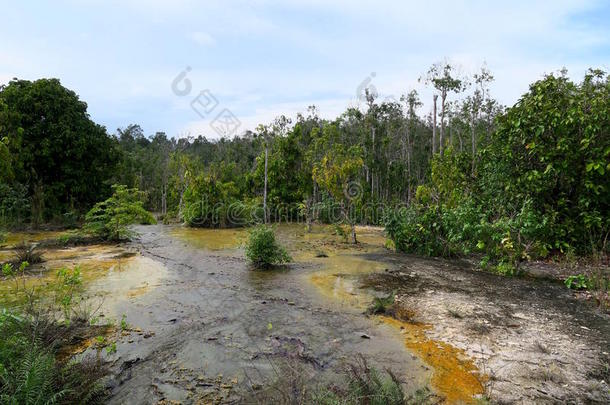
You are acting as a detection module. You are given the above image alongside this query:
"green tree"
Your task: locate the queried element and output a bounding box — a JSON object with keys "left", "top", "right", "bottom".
{"left": 84, "top": 184, "right": 156, "bottom": 240}
{"left": 313, "top": 124, "right": 364, "bottom": 243}
{"left": 481, "top": 69, "right": 609, "bottom": 253}
{"left": 0, "top": 78, "right": 118, "bottom": 223}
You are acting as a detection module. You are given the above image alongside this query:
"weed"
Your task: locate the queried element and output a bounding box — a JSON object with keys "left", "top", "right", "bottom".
{"left": 368, "top": 291, "right": 396, "bottom": 315}
{"left": 120, "top": 314, "right": 129, "bottom": 331}
{"left": 105, "top": 342, "right": 117, "bottom": 355}
{"left": 564, "top": 274, "right": 589, "bottom": 290}
{"left": 14, "top": 242, "right": 44, "bottom": 266}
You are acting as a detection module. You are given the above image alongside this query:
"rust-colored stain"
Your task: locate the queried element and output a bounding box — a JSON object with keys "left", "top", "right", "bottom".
{"left": 381, "top": 316, "right": 485, "bottom": 404}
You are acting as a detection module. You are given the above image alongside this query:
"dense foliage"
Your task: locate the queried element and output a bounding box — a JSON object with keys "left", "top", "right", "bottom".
{"left": 0, "top": 79, "right": 117, "bottom": 225}
{"left": 386, "top": 70, "right": 609, "bottom": 273}
{"left": 1, "top": 66, "right": 607, "bottom": 269}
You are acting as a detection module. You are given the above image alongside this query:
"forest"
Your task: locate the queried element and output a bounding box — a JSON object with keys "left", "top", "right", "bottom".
{"left": 0, "top": 63, "right": 609, "bottom": 404}
{"left": 2, "top": 65, "right": 608, "bottom": 270}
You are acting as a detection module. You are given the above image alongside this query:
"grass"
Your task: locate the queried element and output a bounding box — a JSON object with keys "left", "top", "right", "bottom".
{"left": 244, "top": 355, "right": 438, "bottom": 405}
{"left": 368, "top": 291, "right": 396, "bottom": 315}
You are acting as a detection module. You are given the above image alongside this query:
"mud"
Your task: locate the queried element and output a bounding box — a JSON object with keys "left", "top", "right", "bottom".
{"left": 103, "top": 224, "right": 431, "bottom": 404}
{"left": 2, "top": 225, "right": 607, "bottom": 404}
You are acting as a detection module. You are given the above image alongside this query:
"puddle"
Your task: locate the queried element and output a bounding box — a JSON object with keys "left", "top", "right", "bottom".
{"left": 0, "top": 242, "right": 167, "bottom": 314}
{"left": 169, "top": 227, "right": 247, "bottom": 252}
{"left": 2, "top": 230, "right": 71, "bottom": 248}
{"left": 87, "top": 255, "right": 167, "bottom": 317}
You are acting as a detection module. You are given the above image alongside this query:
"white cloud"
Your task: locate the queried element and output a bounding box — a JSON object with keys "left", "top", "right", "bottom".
{"left": 188, "top": 31, "right": 216, "bottom": 46}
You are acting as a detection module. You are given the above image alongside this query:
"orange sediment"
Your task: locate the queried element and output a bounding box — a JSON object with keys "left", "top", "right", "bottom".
{"left": 381, "top": 316, "right": 485, "bottom": 404}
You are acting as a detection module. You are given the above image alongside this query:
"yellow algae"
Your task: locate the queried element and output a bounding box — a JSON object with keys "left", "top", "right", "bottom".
{"left": 0, "top": 243, "right": 166, "bottom": 312}
{"left": 3, "top": 230, "right": 72, "bottom": 247}
{"left": 0, "top": 245, "right": 137, "bottom": 308}
{"left": 169, "top": 227, "right": 246, "bottom": 251}
{"left": 381, "top": 316, "right": 485, "bottom": 404}
{"left": 307, "top": 253, "right": 388, "bottom": 309}
{"left": 299, "top": 223, "right": 484, "bottom": 404}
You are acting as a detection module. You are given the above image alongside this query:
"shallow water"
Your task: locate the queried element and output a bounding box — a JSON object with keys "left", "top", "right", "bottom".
{"left": 1, "top": 225, "right": 484, "bottom": 403}
{"left": 169, "top": 223, "right": 485, "bottom": 402}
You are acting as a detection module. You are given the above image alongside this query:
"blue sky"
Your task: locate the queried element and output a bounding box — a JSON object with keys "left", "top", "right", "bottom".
{"left": 1, "top": 0, "right": 609, "bottom": 138}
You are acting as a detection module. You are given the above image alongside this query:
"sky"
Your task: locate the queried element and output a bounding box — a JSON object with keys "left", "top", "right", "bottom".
{"left": 1, "top": 0, "right": 609, "bottom": 139}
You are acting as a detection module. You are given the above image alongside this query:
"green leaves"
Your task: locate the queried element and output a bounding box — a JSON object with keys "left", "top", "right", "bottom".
{"left": 245, "top": 225, "right": 291, "bottom": 268}
{"left": 84, "top": 184, "right": 156, "bottom": 241}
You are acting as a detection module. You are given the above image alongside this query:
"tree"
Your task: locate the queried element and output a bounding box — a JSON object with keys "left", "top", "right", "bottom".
{"left": 312, "top": 124, "right": 364, "bottom": 243}
{"left": 422, "top": 62, "right": 466, "bottom": 155}
{"left": 401, "top": 90, "right": 422, "bottom": 202}
{"left": 481, "top": 69, "right": 609, "bottom": 253}
{"left": 0, "top": 78, "right": 118, "bottom": 222}
{"left": 84, "top": 184, "right": 156, "bottom": 240}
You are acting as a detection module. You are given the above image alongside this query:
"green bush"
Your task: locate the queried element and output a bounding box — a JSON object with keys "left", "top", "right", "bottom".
{"left": 84, "top": 184, "right": 156, "bottom": 241}
{"left": 245, "top": 225, "right": 291, "bottom": 268}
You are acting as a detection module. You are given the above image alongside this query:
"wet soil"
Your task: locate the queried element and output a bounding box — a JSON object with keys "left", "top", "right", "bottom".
{"left": 103, "top": 225, "right": 431, "bottom": 404}
{"left": 2, "top": 225, "right": 607, "bottom": 404}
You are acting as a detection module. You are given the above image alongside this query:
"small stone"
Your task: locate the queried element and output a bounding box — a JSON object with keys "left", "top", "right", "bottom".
{"left": 360, "top": 333, "right": 371, "bottom": 339}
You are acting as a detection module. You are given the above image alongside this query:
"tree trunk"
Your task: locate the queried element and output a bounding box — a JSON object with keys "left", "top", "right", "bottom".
{"left": 263, "top": 142, "right": 269, "bottom": 224}
{"left": 306, "top": 196, "right": 312, "bottom": 232}
{"left": 371, "top": 127, "right": 375, "bottom": 198}
{"left": 407, "top": 125, "right": 411, "bottom": 201}
{"left": 440, "top": 92, "right": 446, "bottom": 156}
{"left": 350, "top": 223, "right": 357, "bottom": 244}
{"left": 432, "top": 95, "right": 438, "bottom": 155}
{"left": 471, "top": 111, "right": 476, "bottom": 175}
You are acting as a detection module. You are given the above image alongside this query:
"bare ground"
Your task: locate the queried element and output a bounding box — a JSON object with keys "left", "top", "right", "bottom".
{"left": 362, "top": 252, "right": 610, "bottom": 404}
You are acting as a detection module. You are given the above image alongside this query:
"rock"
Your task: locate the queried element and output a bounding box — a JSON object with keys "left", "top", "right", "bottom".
{"left": 360, "top": 333, "right": 371, "bottom": 339}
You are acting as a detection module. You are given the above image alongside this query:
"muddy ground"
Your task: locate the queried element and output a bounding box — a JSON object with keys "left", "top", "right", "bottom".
{"left": 1, "top": 224, "right": 608, "bottom": 404}
{"left": 363, "top": 253, "right": 610, "bottom": 404}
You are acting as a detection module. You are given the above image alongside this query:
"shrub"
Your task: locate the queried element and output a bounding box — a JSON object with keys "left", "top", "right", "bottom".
{"left": 564, "top": 274, "right": 589, "bottom": 290}
{"left": 245, "top": 225, "right": 291, "bottom": 268}
{"left": 84, "top": 184, "right": 156, "bottom": 241}
{"left": 14, "top": 243, "right": 44, "bottom": 266}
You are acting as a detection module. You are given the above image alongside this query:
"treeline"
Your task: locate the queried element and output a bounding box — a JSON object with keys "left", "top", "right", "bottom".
{"left": 1, "top": 65, "right": 608, "bottom": 266}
